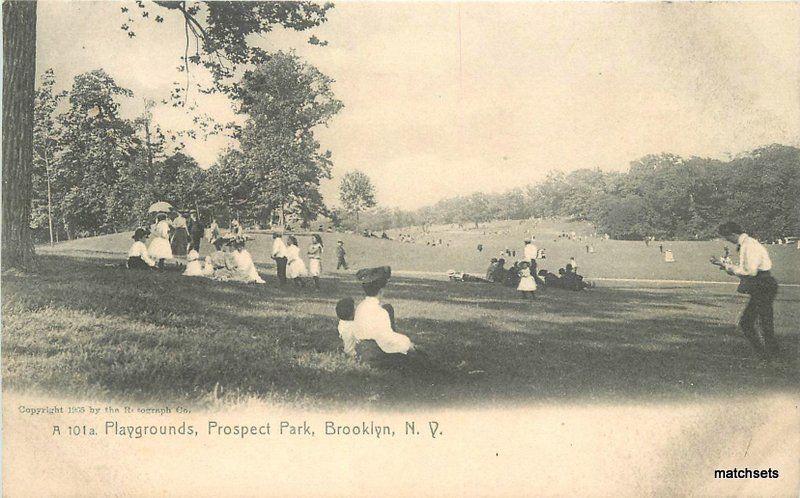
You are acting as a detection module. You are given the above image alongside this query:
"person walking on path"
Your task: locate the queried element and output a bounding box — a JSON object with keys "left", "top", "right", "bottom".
{"left": 307, "top": 234, "right": 324, "bottom": 289}
{"left": 712, "top": 222, "right": 780, "bottom": 361}
{"left": 336, "top": 240, "right": 348, "bottom": 270}
{"left": 271, "top": 231, "right": 288, "bottom": 285}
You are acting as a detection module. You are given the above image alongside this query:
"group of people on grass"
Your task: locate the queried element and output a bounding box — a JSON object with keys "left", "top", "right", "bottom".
{"left": 127, "top": 210, "right": 353, "bottom": 291}
{"left": 450, "top": 237, "right": 592, "bottom": 299}
{"left": 129, "top": 213, "right": 784, "bottom": 367}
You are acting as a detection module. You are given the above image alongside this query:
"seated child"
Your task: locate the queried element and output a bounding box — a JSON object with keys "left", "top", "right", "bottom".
{"left": 127, "top": 228, "right": 155, "bottom": 269}
{"left": 183, "top": 250, "right": 204, "bottom": 276}
{"left": 335, "top": 298, "right": 358, "bottom": 358}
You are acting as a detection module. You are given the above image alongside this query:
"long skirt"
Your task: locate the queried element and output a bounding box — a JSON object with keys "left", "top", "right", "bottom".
{"left": 517, "top": 276, "right": 537, "bottom": 291}
{"left": 127, "top": 256, "right": 151, "bottom": 270}
{"left": 309, "top": 258, "right": 322, "bottom": 277}
{"left": 171, "top": 227, "right": 190, "bottom": 257}
{"left": 148, "top": 237, "right": 173, "bottom": 260}
{"left": 287, "top": 258, "right": 307, "bottom": 279}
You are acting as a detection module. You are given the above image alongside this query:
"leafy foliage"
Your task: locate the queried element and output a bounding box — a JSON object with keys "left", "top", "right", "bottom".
{"left": 352, "top": 147, "right": 800, "bottom": 241}
{"left": 339, "top": 170, "right": 377, "bottom": 227}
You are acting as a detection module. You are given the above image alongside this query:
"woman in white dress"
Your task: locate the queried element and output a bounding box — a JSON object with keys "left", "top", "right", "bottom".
{"left": 230, "top": 238, "right": 265, "bottom": 284}
{"left": 516, "top": 261, "right": 537, "bottom": 300}
{"left": 285, "top": 235, "right": 307, "bottom": 288}
{"left": 307, "top": 234, "right": 324, "bottom": 289}
{"left": 148, "top": 213, "right": 173, "bottom": 269}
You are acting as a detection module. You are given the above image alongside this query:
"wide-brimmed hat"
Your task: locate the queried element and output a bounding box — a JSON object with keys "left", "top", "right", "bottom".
{"left": 356, "top": 266, "right": 391, "bottom": 284}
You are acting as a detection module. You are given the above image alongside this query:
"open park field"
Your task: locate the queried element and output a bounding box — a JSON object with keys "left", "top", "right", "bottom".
{"left": 37, "top": 218, "right": 800, "bottom": 284}
{"left": 3, "top": 226, "right": 798, "bottom": 408}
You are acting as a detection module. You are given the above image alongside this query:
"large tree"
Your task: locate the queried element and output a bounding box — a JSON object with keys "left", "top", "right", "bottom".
{"left": 2, "top": 0, "right": 333, "bottom": 269}
{"left": 339, "top": 170, "right": 376, "bottom": 230}
{"left": 3, "top": 0, "right": 38, "bottom": 268}
{"left": 236, "top": 51, "right": 343, "bottom": 226}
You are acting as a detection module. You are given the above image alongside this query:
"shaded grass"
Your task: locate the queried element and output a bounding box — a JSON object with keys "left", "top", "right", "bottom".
{"left": 2, "top": 255, "right": 798, "bottom": 409}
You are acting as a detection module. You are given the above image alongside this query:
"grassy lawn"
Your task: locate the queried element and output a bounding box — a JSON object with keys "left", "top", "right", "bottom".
{"left": 40, "top": 221, "right": 800, "bottom": 284}
{"left": 3, "top": 253, "right": 797, "bottom": 408}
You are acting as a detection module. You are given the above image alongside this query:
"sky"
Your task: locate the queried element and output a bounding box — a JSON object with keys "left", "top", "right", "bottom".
{"left": 36, "top": 1, "right": 800, "bottom": 210}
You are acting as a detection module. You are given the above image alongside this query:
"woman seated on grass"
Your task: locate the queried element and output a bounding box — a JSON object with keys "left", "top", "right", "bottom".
{"left": 346, "top": 266, "right": 435, "bottom": 371}
{"left": 206, "top": 238, "right": 237, "bottom": 281}
{"left": 127, "top": 228, "right": 155, "bottom": 269}
{"left": 182, "top": 250, "right": 205, "bottom": 277}
{"left": 560, "top": 265, "right": 594, "bottom": 291}
{"left": 230, "top": 237, "right": 265, "bottom": 284}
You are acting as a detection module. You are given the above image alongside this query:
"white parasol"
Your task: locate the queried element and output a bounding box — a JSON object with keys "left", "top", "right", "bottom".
{"left": 148, "top": 201, "right": 174, "bottom": 213}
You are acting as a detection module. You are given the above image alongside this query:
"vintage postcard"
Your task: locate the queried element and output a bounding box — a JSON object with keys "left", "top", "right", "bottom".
{"left": 2, "top": 1, "right": 798, "bottom": 496}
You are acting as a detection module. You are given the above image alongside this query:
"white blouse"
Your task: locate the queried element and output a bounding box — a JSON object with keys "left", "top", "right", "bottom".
{"left": 353, "top": 297, "right": 413, "bottom": 354}
{"left": 128, "top": 241, "right": 155, "bottom": 266}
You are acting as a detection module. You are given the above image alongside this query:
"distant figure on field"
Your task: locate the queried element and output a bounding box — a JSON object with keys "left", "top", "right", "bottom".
{"left": 271, "top": 231, "right": 288, "bottom": 285}
{"left": 516, "top": 261, "right": 537, "bottom": 299}
{"left": 187, "top": 211, "right": 205, "bottom": 252}
{"left": 523, "top": 238, "right": 538, "bottom": 266}
{"left": 307, "top": 234, "right": 324, "bottom": 289}
{"left": 485, "top": 258, "right": 499, "bottom": 282}
{"left": 336, "top": 240, "right": 348, "bottom": 270}
{"left": 568, "top": 257, "right": 577, "bottom": 272}
{"left": 664, "top": 249, "right": 675, "bottom": 263}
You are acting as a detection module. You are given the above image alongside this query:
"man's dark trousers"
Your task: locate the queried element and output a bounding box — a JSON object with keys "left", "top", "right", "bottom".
{"left": 739, "top": 272, "right": 779, "bottom": 358}
{"left": 276, "top": 257, "right": 288, "bottom": 284}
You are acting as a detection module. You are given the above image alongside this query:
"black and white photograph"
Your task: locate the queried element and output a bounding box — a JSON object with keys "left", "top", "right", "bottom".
{"left": 2, "top": 0, "right": 799, "bottom": 495}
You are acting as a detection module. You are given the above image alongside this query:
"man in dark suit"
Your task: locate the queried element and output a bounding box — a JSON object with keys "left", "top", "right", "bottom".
{"left": 187, "top": 211, "right": 205, "bottom": 252}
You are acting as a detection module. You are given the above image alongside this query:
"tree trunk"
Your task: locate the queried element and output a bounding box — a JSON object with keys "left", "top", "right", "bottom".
{"left": 44, "top": 149, "right": 54, "bottom": 246}
{"left": 2, "top": 0, "right": 38, "bottom": 269}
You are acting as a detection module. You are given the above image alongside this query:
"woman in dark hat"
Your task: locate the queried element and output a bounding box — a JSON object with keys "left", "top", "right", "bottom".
{"left": 127, "top": 228, "right": 155, "bottom": 269}
{"left": 352, "top": 266, "right": 416, "bottom": 356}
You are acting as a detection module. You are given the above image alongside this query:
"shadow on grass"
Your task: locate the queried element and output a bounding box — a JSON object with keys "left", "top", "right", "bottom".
{"left": 2, "top": 255, "right": 797, "bottom": 408}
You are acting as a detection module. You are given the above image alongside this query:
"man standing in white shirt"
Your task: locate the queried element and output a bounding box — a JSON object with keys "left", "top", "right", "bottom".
{"left": 271, "top": 231, "right": 288, "bottom": 285}
{"left": 713, "top": 222, "right": 780, "bottom": 360}
{"left": 523, "top": 238, "right": 545, "bottom": 287}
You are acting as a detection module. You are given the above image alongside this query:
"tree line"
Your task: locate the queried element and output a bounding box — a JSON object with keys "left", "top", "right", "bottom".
{"left": 352, "top": 146, "right": 800, "bottom": 241}
{"left": 31, "top": 50, "right": 341, "bottom": 243}
{"left": 4, "top": 1, "right": 334, "bottom": 268}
